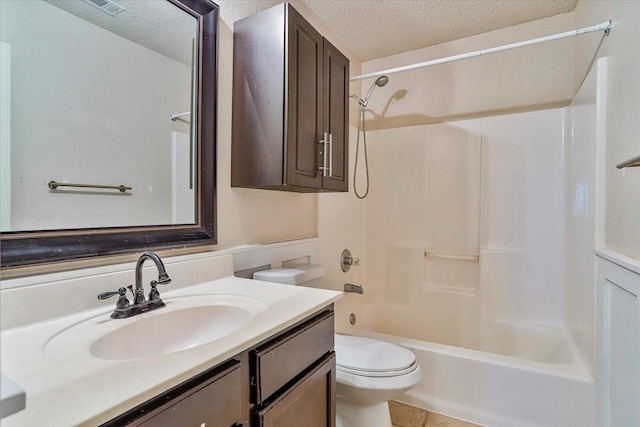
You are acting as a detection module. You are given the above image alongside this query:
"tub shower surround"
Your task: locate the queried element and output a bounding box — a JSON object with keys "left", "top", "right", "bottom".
{"left": 329, "top": 60, "right": 608, "bottom": 427}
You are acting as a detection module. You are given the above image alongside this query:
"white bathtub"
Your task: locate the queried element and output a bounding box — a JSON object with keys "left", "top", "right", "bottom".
{"left": 336, "top": 303, "right": 595, "bottom": 427}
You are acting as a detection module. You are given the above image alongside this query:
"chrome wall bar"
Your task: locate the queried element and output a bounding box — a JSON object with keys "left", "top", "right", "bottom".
{"left": 424, "top": 250, "right": 479, "bottom": 261}
{"left": 616, "top": 154, "right": 640, "bottom": 169}
{"left": 48, "top": 181, "right": 132, "bottom": 193}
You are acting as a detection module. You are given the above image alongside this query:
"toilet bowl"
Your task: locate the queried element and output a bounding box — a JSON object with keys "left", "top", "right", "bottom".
{"left": 334, "top": 334, "right": 422, "bottom": 427}
{"left": 253, "top": 264, "right": 422, "bottom": 427}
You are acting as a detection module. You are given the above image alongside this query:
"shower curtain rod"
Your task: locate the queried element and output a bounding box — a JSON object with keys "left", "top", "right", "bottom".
{"left": 350, "top": 20, "right": 611, "bottom": 81}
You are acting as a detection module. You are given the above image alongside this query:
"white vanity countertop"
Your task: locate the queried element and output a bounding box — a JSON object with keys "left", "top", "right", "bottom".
{"left": 0, "top": 374, "right": 26, "bottom": 419}
{"left": 0, "top": 276, "right": 342, "bottom": 426}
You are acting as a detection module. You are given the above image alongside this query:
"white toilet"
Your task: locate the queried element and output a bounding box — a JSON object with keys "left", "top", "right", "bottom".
{"left": 253, "top": 264, "right": 422, "bottom": 427}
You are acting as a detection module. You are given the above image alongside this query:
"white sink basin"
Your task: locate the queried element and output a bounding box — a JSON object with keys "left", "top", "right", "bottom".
{"left": 45, "top": 294, "right": 268, "bottom": 361}
{"left": 90, "top": 305, "right": 251, "bottom": 360}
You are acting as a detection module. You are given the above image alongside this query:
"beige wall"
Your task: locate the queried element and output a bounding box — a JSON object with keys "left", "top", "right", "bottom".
{"left": 213, "top": 2, "right": 362, "bottom": 250}
{"left": 575, "top": 1, "right": 640, "bottom": 260}
{"left": 357, "top": 12, "right": 577, "bottom": 129}
{"left": 317, "top": 126, "right": 367, "bottom": 299}
{"left": 214, "top": 18, "right": 318, "bottom": 248}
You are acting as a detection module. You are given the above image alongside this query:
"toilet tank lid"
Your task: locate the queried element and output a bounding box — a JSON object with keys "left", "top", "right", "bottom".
{"left": 253, "top": 264, "right": 325, "bottom": 285}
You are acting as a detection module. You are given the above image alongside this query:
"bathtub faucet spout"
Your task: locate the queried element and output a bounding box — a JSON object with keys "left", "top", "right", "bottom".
{"left": 344, "top": 283, "right": 364, "bottom": 294}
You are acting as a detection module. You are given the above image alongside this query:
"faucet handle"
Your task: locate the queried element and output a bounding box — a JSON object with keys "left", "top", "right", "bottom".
{"left": 97, "top": 287, "right": 130, "bottom": 309}
{"left": 148, "top": 280, "right": 162, "bottom": 301}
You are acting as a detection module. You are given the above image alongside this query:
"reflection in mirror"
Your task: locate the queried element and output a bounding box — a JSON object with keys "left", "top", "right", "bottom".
{"left": 1, "top": 0, "right": 197, "bottom": 231}
{"left": 0, "top": 0, "right": 218, "bottom": 268}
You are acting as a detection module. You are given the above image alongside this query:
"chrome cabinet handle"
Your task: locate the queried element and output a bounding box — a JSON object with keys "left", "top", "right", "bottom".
{"left": 318, "top": 132, "right": 333, "bottom": 178}
{"left": 328, "top": 133, "right": 333, "bottom": 177}
{"left": 319, "top": 132, "right": 328, "bottom": 177}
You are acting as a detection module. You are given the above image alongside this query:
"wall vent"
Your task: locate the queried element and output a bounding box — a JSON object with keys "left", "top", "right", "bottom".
{"left": 82, "top": 0, "right": 125, "bottom": 16}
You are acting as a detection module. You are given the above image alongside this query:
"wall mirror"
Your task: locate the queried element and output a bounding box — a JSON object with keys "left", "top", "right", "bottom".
{"left": 0, "top": 0, "right": 218, "bottom": 268}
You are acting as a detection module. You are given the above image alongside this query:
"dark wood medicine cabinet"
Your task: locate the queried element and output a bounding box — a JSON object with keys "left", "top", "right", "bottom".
{"left": 231, "top": 3, "right": 350, "bottom": 192}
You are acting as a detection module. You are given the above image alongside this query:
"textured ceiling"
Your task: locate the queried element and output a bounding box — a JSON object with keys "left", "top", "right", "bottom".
{"left": 48, "top": 0, "right": 578, "bottom": 64}
{"left": 219, "top": 0, "right": 578, "bottom": 61}
{"left": 47, "top": 0, "right": 196, "bottom": 65}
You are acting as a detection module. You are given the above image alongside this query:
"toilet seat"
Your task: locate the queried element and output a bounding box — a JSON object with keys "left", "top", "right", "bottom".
{"left": 335, "top": 335, "right": 417, "bottom": 378}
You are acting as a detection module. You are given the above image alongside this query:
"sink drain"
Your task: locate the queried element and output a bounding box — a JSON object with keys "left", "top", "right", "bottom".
{"left": 349, "top": 313, "right": 356, "bottom": 325}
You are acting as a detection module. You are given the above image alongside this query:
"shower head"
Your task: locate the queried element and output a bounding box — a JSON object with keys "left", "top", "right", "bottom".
{"left": 351, "top": 75, "right": 390, "bottom": 108}
{"left": 362, "top": 75, "right": 389, "bottom": 106}
{"left": 374, "top": 75, "right": 389, "bottom": 87}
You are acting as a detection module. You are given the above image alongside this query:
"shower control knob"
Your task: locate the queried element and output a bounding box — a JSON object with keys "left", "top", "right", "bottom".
{"left": 341, "top": 249, "right": 360, "bottom": 272}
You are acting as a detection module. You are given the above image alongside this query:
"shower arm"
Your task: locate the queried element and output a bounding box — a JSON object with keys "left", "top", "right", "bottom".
{"left": 350, "top": 76, "right": 389, "bottom": 108}
{"left": 350, "top": 93, "right": 366, "bottom": 107}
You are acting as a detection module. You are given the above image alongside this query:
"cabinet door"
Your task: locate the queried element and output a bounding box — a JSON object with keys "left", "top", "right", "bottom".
{"left": 286, "top": 5, "right": 323, "bottom": 190}
{"left": 322, "top": 40, "right": 349, "bottom": 192}
{"left": 597, "top": 256, "right": 640, "bottom": 426}
{"left": 257, "top": 353, "right": 336, "bottom": 427}
{"left": 135, "top": 362, "right": 243, "bottom": 427}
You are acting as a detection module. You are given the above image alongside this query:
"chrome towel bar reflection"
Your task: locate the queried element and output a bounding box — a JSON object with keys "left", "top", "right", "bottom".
{"left": 170, "top": 111, "right": 190, "bottom": 121}
{"left": 48, "top": 181, "right": 132, "bottom": 193}
{"left": 616, "top": 154, "right": 640, "bottom": 169}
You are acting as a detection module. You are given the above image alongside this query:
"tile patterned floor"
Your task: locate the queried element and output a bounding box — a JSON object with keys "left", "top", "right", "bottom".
{"left": 389, "top": 400, "right": 483, "bottom": 427}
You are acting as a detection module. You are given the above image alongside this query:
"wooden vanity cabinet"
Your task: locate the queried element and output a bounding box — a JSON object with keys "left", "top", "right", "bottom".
{"left": 101, "top": 306, "right": 335, "bottom": 427}
{"left": 232, "top": 3, "right": 349, "bottom": 192}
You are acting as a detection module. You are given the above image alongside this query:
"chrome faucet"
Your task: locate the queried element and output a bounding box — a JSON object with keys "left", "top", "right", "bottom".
{"left": 344, "top": 283, "right": 364, "bottom": 294}
{"left": 98, "top": 251, "right": 171, "bottom": 319}
{"left": 134, "top": 251, "right": 172, "bottom": 304}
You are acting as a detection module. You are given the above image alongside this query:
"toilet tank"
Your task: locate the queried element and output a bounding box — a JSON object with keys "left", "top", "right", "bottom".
{"left": 253, "top": 264, "right": 325, "bottom": 288}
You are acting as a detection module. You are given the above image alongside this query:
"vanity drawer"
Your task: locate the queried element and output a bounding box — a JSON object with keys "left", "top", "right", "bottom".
{"left": 138, "top": 363, "right": 242, "bottom": 427}
{"left": 252, "top": 310, "right": 334, "bottom": 403}
{"left": 104, "top": 360, "right": 244, "bottom": 427}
